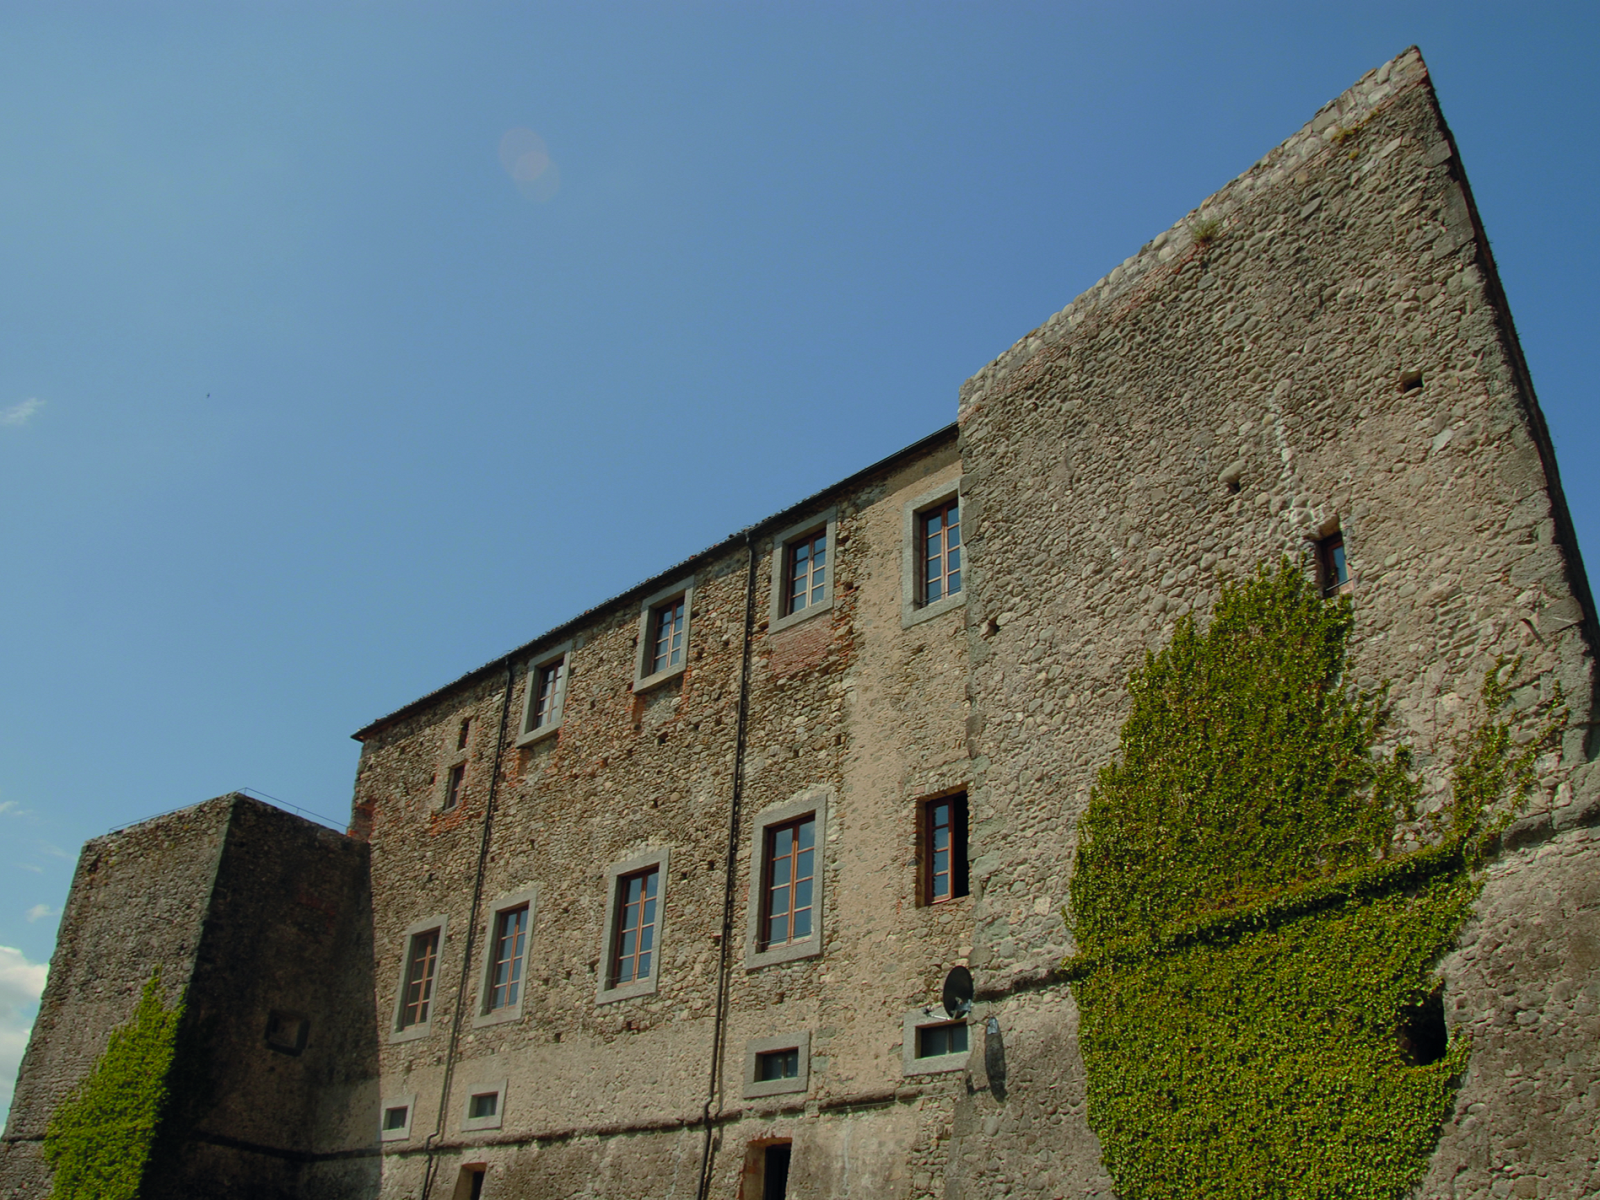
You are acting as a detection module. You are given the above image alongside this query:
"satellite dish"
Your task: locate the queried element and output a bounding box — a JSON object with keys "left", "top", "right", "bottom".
{"left": 941, "top": 966, "right": 974, "bottom": 1019}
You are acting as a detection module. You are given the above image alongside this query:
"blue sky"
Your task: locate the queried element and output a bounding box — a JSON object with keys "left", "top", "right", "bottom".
{"left": 1, "top": 3, "right": 1595, "bottom": 1111}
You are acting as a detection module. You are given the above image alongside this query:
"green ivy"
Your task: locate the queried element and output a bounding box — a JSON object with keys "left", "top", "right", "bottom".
{"left": 1064, "top": 561, "right": 1559, "bottom": 1200}
{"left": 43, "top": 972, "right": 183, "bottom": 1200}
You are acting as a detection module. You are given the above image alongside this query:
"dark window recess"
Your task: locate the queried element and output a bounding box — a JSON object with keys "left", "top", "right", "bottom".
{"left": 923, "top": 792, "right": 970, "bottom": 904}
{"left": 917, "top": 1021, "right": 970, "bottom": 1058}
{"left": 1397, "top": 986, "right": 1448, "bottom": 1066}
{"left": 1316, "top": 530, "right": 1351, "bottom": 597}
{"left": 762, "top": 1144, "right": 792, "bottom": 1200}
{"left": 445, "top": 763, "right": 466, "bottom": 810}
{"left": 468, "top": 1092, "right": 498, "bottom": 1119}
{"left": 382, "top": 1105, "right": 408, "bottom": 1131}
{"left": 398, "top": 929, "right": 440, "bottom": 1029}
{"left": 755, "top": 1047, "right": 800, "bottom": 1081}
{"left": 264, "top": 1010, "right": 309, "bottom": 1055}
{"left": 457, "top": 718, "right": 471, "bottom": 750}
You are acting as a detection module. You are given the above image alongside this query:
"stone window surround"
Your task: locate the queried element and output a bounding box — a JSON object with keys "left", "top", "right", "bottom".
{"left": 380, "top": 1092, "right": 417, "bottom": 1143}
{"left": 389, "top": 914, "right": 450, "bottom": 1044}
{"left": 767, "top": 508, "right": 838, "bottom": 635}
{"left": 596, "top": 847, "right": 671, "bottom": 1005}
{"left": 742, "top": 1031, "right": 811, "bottom": 1099}
{"left": 473, "top": 886, "right": 539, "bottom": 1028}
{"left": 460, "top": 1078, "right": 508, "bottom": 1132}
{"left": 902, "top": 1008, "right": 972, "bottom": 1076}
{"left": 743, "top": 786, "right": 830, "bottom": 970}
{"left": 516, "top": 641, "right": 573, "bottom": 747}
{"left": 633, "top": 577, "right": 696, "bottom": 692}
{"left": 901, "top": 477, "right": 965, "bottom": 629}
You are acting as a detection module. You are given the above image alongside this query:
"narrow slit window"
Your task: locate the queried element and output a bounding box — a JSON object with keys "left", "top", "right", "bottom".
{"left": 456, "top": 718, "right": 471, "bottom": 750}
{"left": 923, "top": 792, "right": 970, "bottom": 904}
{"left": 444, "top": 763, "right": 466, "bottom": 811}
{"left": 755, "top": 1047, "right": 800, "bottom": 1081}
{"left": 650, "top": 598, "right": 686, "bottom": 676}
{"left": 398, "top": 929, "right": 440, "bottom": 1030}
{"left": 1317, "top": 530, "right": 1351, "bottom": 597}
{"left": 610, "top": 867, "right": 660, "bottom": 987}
{"left": 785, "top": 531, "right": 828, "bottom": 616}
{"left": 921, "top": 499, "right": 961, "bottom": 605}
{"left": 917, "top": 1021, "right": 969, "bottom": 1058}
{"left": 529, "top": 661, "right": 563, "bottom": 731}
{"left": 486, "top": 905, "right": 529, "bottom": 1012}
{"left": 761, "top": 815, "right": 816, "bottom": 950}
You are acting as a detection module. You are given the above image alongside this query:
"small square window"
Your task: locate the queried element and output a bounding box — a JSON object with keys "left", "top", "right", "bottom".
{"left": 1316, "top": 529, "right": 1352, "bottom": 597}
{"left": 444, "top": 763, "right": 466, "bottom": 811}
{"left": 742, "top": 1032, "right": 810, "bottom": 1098}
{"left": 264, "top": 1010, "right": 309, "bottom": 1056}
{"left": 468, "top": 1093, "right": 497, "bottom": 1120}
{"left": 380, "top": 1093, "right": 416, "bottom": 1142}
{"left": 756, "top": 1047, "right": 800, "bottom": 1081}
{"left": 760, "top": 816, "right": 816, "bottom": 951}
{"left": 383, "top": 1105, "right": 409, "bottom": 1131}
{"left": 917, "top": 1021, "right": 969, "bottom": 1059}
{"left": 460, "top": 1079, "right": 507, "bottom": 1131}
{"left": 921, "top": 792, "right": 969, "bottom": 905}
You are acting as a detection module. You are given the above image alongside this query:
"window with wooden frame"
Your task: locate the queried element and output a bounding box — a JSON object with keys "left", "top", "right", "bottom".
{"left": 761, "top": 815, "right": 816, "bottom": 951}
{"left": 920, "top": 792, "right": 969, "bottom": 905}
{"left": 485, "top": 905, "right": 529, "bottom": 1012}
{"left": 649, "top": 598, "right": 686, "bottom": 676}
{"left": 518, "top": 643, "right": 572, "bottom": 746}
{"left": 785, "top": 531, "right": 828, "bottom": 617}
{"left": 742, "top": 1032, "right": 811, "bottom": 1098}
{"left": 1316, "top": 527, "right": 1352, "bottom": 597}
{"left": 610, "top": 866, "right": 660, "bottom": 988}
{"left": 902, "top": 1007, "right": 971, "bottom": 1074}
{"left": 634, "top": 579, "right": 695, "bottom": 691}
{"left": 917, "top": 1020, "right": 969, "bottom": 1058}
{"left": 444, "top": 763, "right": 466, "bottom": 811}
{"left": 398, "top": 928, "right": 440, "bottom": 1031}
{"left": 920, "top": 498, "right": 961, "bottom": 605}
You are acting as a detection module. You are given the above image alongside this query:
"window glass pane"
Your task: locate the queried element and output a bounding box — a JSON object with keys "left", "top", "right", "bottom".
{"left": 792, "top": 907, "right": 811, "bottom": 939}
{"left": 794, "top": 878, "right": 812, "bottom": 911}
{"left": 797, "top": 819, "right": 814, "bottom": 850}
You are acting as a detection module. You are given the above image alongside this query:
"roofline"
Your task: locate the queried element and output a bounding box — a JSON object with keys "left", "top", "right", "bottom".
{"left": 351, "top": 421, "right": 960, "bottom": 742}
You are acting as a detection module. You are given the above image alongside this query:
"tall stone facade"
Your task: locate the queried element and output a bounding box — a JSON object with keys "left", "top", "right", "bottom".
{"left": 4, "top": 47, "right": 1596, "bottom": 1200}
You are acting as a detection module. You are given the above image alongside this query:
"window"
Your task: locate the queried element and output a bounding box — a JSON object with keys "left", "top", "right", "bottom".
{"left": 634, "top": 578, "right": 695, "bottom": 690}
{"left": 597, "top": 849, "right": 671, "bottom": 1003}
{"left": 474, "top": 889, "right": 537, "bottom": 1027}
{"left": 444, "top": 763, "right": 466, "bottom": 811}
{"left": 456, "top": 718, "right": 471, "bottom": 751}
{"left": 460, "top": 1080, "right": 507, "bottom": 1132}
{"left": 380, "top": 1094, "right": 416, "bottom": 1142}
{"left": 921, "top": 792, "right": 969, "bottom": 905}
{"left": 487, "top": 906, "right": 528, "bottom": 1010}
{"left": 902, "top": 479, "right": 965, "bottom": 628}
{"left": 740, "top": 1141, "right": 793, "bottom": 1200}
{"left": 264, "top": 1010, "right": 309, "bottom": 1055}
{"left": 902, "top": 1008, "right": 971, "bottom": 1074}
{"left": 1316, "top": 529, "right": 1352, "bottom": 597}
{"left": 454, "top": 1167, "right": 487, "bottom": 1200}
{"left": 768, "top": 510, "right": 837, "bottom": 633}
{"left": 743, "top": 787, "right": 829, "bottom": 969}
{"left": 390, "top": 916, "right": 448, "bottom": 1042}
{"left": 610, "top": 867, "right": 659, "bottom": 988}
{"left": 517, "top": 643, "right": 572, "bottom": 746}
{"left": 921, "top": 499, "right": 961, "bottom": 605}
{"left": 742, "top": 1032, "right": 811, "bottom": 1098}
{"left": 399, "top": 931, "right": 439, "bottom": 1029}
{"left": 761, "top": 817, "right": 815, "bottom": 950}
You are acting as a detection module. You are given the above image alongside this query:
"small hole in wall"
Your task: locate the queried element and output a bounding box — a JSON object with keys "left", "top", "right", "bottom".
{"left": 1400, "top": 369, "right": 1424, "bottom": 392}
{"left": 984, "top": 618, "right": 1000, "bottom": 638}
{"left": 1226, "top": 479, "right": 1241, "bottom": 495}
{"left": 1397, "top": 986, "right": 1448, "bottom": 1065}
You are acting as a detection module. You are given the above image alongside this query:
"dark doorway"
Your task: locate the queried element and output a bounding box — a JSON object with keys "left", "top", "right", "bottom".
{"left": 762, "top": 1143, "right": 791, "bottom": 1200}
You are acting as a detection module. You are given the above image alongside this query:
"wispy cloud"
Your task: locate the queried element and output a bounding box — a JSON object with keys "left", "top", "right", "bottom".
{"left": 0, "top": 946, "right": 48, "bottom": 1120}
{"left": 0, "top": 802, "right": 31, "bottom": 818}
{"left": 14, "top": 865, "right": 42, "bottom": 875}
{"left": 25, "top": 905, "right": 56, "bottom": 924}
{"left": 0, "top": 398, "right": 43, "bottom": 428}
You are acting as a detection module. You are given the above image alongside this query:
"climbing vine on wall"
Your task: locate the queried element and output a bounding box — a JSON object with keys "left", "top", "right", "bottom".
{"left": 43, "top": 972, "right": 184, "bottom": 1200}
{"left": 1064, "top": 561, "right": 1560, "bottom": 1200}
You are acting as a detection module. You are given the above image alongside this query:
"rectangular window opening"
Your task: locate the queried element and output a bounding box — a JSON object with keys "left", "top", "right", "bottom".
{"left": 762, "top": 1143, "right": 792, "bottom": 1200}
{"left": 610, "top": 866, "right": 660, "bottom": 988}
{"left": 456, "top": 718, "right": 471, "bottom": 750}
{"left": 398, "top": 929, "right": 440, "bottom": 1030}
{"left": 761, "top": 815, "right": 816, "bottom": 951}
{"left": 650, "top": 598, "right": 687, "bottom": 676}
{"left": 467, "top": 1092, "right": 498, "bottom": 1120}
{"left": 755, "top": 1047, "right": 800, "bottom": 1082}
{"left": 922, "top": 792, "right": 970, "bottom": 905}
{"left": 529, "top": 661, "right": 563, "bottom": 731}
{"left": 917, "top": 1021, "right": 969, "bottom": 1059}
{"left": 784, "top": 531, "right": 829, "bottom": 617}
{"left": 1316, "top": 529, "right": 1351, "bottom": 597}
{"left": 382, "top": 1105, "right": 409, "bottom": 1131}
{"left": 921, "top": 498, "right": 961, "bottom": 606}
{"left": 444, "top": 763, "right": 466, "bottom": 811}
{"left": 486, "top": 905, "right": 529, "bottom": 1012}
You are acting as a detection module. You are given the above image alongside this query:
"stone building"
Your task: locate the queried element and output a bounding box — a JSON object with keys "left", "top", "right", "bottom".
{"left": 5, "top": 46, "right": 1598, "bottom": 1199}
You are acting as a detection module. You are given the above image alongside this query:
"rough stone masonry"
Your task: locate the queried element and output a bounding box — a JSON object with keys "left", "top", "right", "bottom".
{"left": 4, "top": 46, "right": 1596, "bottom": 1200}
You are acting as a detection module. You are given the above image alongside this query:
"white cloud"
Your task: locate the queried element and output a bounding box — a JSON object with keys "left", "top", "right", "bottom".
{"left": 0, "top": 801, "right": 31, "bottom": 818}
{"left": 25, "top": 905, "right": 56, "bottom": 924}
{"left": 0, "top": 398, "right": 42, "bottom": 427}
{"left": 0, "top": 946, "right": 48, "bottom": 1121}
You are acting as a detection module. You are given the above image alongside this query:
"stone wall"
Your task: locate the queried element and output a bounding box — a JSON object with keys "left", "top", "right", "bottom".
{"left": 953, "top": 46, "right": 1599, "bottom": 1199}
